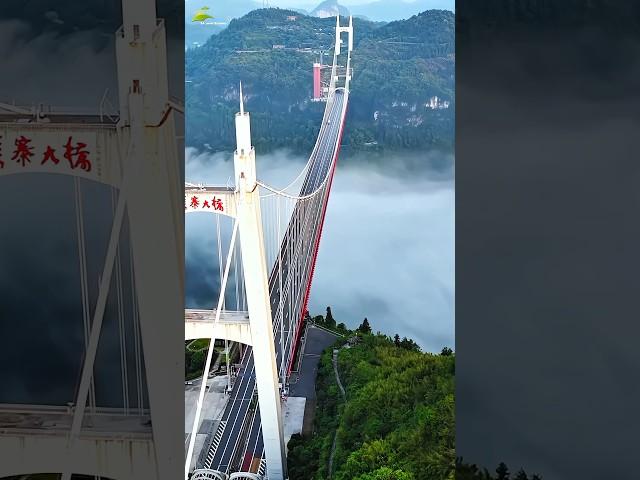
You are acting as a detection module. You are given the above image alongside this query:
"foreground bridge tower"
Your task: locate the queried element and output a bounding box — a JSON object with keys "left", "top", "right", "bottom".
{"left": 183, "top": 85, "right": 287, "bottom": 480}
{"left": 234, "top": 85, "right": 287, "bottom": 479}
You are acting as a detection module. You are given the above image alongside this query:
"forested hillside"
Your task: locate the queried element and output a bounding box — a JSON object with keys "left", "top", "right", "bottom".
{"left": 185, "top": 8, "right": 454, "bottom": 156}
{"left": 287, "top": 328, "right": 455, "bottom": 480}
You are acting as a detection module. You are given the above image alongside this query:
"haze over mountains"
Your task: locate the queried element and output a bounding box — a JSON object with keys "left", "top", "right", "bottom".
{"left": 326, "top": 0, "right": 455, "bottom": 21}
{"left": 187, "top": 0, "right": 455, "bottom": 20}
{"left": 185, "top": 0, "right": 454, "bottom": 47}
{"left": 309, "top": 0, "right": 350, "bottom": 18}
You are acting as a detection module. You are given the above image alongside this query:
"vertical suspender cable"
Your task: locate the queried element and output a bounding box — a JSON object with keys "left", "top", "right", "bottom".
{"left": 217, "top": 214, "right": 224, "bottom": 311}
{"left": 278, "top": 197, "right": 284, "bottom": 385}
{"left": 185, "top": 220, "right": 239, "bottom": 479}
{"left": 112, "top": 187, "right": 129, "bottom": 414}
{"left": 241, "top": 241, "right": 246, "bottom": 312}
{"left": 234, "top": 230, "right": 240, "bottom": 311}
{"left": 225, "top": 337, "right": 230, "bottom": 393}
{"left": 129, "top": 236, "right": 144, "bottom": 413}
{"left": 74, "top": 177, "right": 94, "bottom": 411}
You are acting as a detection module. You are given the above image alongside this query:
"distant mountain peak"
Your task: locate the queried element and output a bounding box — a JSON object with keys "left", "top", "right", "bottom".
{"left": 310, "top": 0, "right": 350, "bottom": 19}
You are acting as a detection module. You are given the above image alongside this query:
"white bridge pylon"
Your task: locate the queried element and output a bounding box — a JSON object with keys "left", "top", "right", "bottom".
{"left": 185, "top": 82, "right": 287, "bottom": 480}
{"left": 0, "top": 0, "right": 183, "bottom": 479}
{"left": 185, "top": 15, "right": 354, "bottom": 480}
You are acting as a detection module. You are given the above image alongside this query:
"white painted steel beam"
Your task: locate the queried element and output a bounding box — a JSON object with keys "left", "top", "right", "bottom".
{"left": 185, "top": 310, "right": 252, "bottom": 345}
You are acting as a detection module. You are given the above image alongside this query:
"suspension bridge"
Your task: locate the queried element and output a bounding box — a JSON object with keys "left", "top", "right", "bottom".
{"left": 185, "top": 15, "right": 354, "bottom": 480}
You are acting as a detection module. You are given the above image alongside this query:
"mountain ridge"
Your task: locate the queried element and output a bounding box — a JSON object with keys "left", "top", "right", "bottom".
{"left": 310, "top": 0, "right": 350, "bottom": 18}
{"left": 186, "top": 8, "right": 454, "bottom": 156}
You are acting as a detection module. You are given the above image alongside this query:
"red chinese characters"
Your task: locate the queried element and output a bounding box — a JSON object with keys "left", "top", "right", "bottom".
{"left": 202, "top": 196, "right": 224, "bottom": 211}
{"left": 185, "top": 195, "right": 224, "bottom": 212}
{"left": 64, "top": 136, "right": 91, "bottom": 171}
{"left": 41, "top": 145, "right": 60, "bottom": 165}
{"left": 12, "top": 135, "right": 34, "bottom": 167}
{"left": 0, "top": 134, "right": 94, "bottom": 173}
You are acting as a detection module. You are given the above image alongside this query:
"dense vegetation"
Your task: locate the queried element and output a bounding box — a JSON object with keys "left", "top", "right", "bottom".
{"left": 287, "top": 313, "right": 454, "bottom": 480}
{"left": 186, "top": 8, "right": 454, "bottom": 156}
{"left": 185, "top": 338, "right": 240, "bottom": 380}
{"left": 185, "top": 339, "right": 215, "bottom": 380}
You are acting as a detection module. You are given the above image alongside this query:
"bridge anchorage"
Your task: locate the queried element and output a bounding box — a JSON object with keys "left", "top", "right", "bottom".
{"left": 185, "top": 15, "right": 354, "bottom": 480}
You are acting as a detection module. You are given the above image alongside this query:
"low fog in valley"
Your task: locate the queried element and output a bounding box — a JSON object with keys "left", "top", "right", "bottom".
{"left": 185, "top": 148, "right": 454, "bottom": 352}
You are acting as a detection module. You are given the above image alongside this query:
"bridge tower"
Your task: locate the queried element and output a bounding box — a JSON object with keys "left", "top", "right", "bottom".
{"left": 0, "top": 0, "right": 183, "bottom": 478}
{"left": 335, "top": 14, "right": 354, "bottom": 56}
{"left": 233, "top": 84, "right": 287, "bottom": 479}
{"left": 184, "top": 84, "right": 287, "bottom": 480}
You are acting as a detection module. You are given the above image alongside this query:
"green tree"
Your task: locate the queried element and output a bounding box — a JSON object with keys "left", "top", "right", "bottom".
{"left": 353, "top": 466, "right": 414, "bottom": 480}
{"left": 185, "top": 349, "right": 193, "bottom": 375}
{"left": 496, "top": 462, "right": 510, "bottom": 480}
{"left": 191, "top": 349, "right": 205, "bottom": 372}
{"left": 515, "top": 469, "right": 529, "bottom": 480}
{"left": 440, "top": 347, "right": 453, "bottom": 356}
{"left": 455, "top": 458, "right": 487, "bottom": 480}
{"left": 394, "top": 334, "right": 401, "bottom": 347}
{"left": 399, "top": 337, "right": 420, "bottom": 352}
{"left": 287, "top": 433, "right": 319, "bottom": 479}
{"left": 358, "top": 317, "right": 372, "bottom": 334}
{"left": 289, "top": 332, "right": 455, "bottom": 479}
{"left": 326, "top": 306, "right": 336, "bottom": 328}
